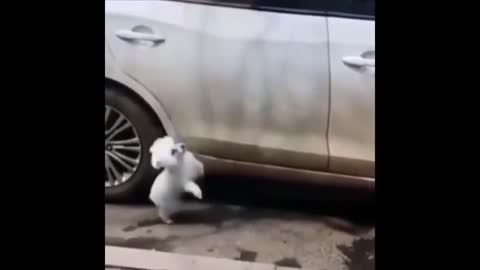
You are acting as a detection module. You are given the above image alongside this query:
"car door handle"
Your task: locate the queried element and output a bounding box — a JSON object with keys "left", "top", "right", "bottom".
{"left": 115, "top": 30, "right": 165, "bottom": 43}
{"left": 342, "top": 56, "right": 375, "bottom": 68}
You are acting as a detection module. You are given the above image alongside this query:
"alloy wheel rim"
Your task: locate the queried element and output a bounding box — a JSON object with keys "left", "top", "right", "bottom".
{"left": 105, "top": 105, "right": 142, "bottom": 188}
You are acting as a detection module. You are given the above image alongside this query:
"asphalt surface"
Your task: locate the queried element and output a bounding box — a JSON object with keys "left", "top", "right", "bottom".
{"left": 106, "top": 176, "right": 375, "bottom": 270}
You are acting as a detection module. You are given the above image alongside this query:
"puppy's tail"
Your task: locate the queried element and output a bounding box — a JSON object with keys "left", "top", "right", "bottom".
{"left": 184, "top": 181, "right": 202, "bottom": 199}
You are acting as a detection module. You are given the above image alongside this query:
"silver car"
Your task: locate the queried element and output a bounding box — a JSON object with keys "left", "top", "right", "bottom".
{"left": 105, "top": 0, "right": 375, "bottom": 200}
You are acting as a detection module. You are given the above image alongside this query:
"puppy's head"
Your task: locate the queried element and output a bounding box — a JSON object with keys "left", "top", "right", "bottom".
{"left": 149, "top": 136, "right": 184, "bottom": 169}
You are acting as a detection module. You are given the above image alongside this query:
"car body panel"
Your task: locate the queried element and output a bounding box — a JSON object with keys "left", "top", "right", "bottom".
{"left": 106, "top": 39, "right": 178, "bottom": 139}
{"left": 105, "top": 0, "right": 375, "bottom": 183}
{"left": 105, "top": 0, "right": 330, "bottom": 171}
{"left": 327, "top": 17, "right": 375, "bottom": 177}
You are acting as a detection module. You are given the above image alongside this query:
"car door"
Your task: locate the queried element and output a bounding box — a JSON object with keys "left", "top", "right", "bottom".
{"left": 326, "top": 0, "right": 375, "bottom": 177}
{"left": 105, "top": 0, "right": 331, "bottom": 171}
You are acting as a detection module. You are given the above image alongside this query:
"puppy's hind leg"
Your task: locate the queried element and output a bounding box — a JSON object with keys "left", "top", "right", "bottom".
{"left": 157, "top": 207, "right": 173, "bottom": 225}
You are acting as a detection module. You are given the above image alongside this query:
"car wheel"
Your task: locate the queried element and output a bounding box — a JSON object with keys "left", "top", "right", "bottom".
{"left": 105, "top": 85, "right": 165, "bottom": 201}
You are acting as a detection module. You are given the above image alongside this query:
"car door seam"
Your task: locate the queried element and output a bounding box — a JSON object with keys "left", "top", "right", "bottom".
{"left": 325, "top": 17, "right": 332, "bottom": 171}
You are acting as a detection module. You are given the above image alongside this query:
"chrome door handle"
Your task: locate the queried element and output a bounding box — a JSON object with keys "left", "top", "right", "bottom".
{"left": 342, "top": 56, "right": 375, "bottom": 68}
{"left": 115, "top": 30, "right": 165, "bottom": 43}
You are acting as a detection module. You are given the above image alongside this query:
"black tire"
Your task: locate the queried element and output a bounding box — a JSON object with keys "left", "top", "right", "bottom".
{"left": 105, "top": 85, "right": 165, "bottom": 201}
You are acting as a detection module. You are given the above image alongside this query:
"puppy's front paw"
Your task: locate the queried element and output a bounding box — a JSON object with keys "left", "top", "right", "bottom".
{"left": 194, "top": 190, "right": 202, "bottom": 200}
{"left": 185, "top": 182, "right": 202, "bottom": 200}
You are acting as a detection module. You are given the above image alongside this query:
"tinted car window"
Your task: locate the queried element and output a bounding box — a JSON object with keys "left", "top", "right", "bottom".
{"left": 255, "top": 0, "right": 374, "bottom": 18}
{"left": 170, "top": 0, "right": 252, "bottom": 7}
{"left": 329, "top": 0, "right": 374, "bottom": 17}
{"left": 255, "top": 0, "right": 327, "bottom": 12}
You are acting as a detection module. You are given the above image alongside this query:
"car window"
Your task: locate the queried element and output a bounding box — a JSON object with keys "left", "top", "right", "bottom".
{"left": 255, "top": 0, "right": 374, "bottom": 18}
{"left": 167, "top": 0, "right": 374, "bottom": 18}
{"left": 328, "top": 0, "right": 374, "bottom": 17}
{"left": 169, "top": 0, "right": 253, "bottom": 7}
{"left": 255, "top": 0, "right": 327, "bottom": 13}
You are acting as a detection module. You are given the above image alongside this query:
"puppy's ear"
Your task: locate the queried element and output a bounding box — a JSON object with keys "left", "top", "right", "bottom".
{"left": 149, "top": 138, "right": 162, "bottom": 153}
{"left": 150, "top": 136, "right": 174, "bottom": 153}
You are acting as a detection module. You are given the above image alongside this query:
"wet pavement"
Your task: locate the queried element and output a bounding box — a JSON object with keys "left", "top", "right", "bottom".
{"left": 106, "top": 176, "right": 375, "bottom": 270}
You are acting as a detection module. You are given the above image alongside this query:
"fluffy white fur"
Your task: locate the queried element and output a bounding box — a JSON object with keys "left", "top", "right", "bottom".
{"left": 149, "top": 136, "right": 204, "bottom": 224}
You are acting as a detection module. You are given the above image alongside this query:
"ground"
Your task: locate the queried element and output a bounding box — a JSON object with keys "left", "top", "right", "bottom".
{"left": 106, "top": 176, "right": 375, "bottom": 270}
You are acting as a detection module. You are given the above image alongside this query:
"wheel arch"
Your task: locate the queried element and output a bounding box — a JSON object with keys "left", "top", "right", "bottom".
{"left": 104, "top": 75, "right": 178, "bottom": 140}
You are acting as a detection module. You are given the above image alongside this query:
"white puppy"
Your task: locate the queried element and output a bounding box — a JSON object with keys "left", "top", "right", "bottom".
{"left": 149, "top": 136, "right": 204, "bottom": 224}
